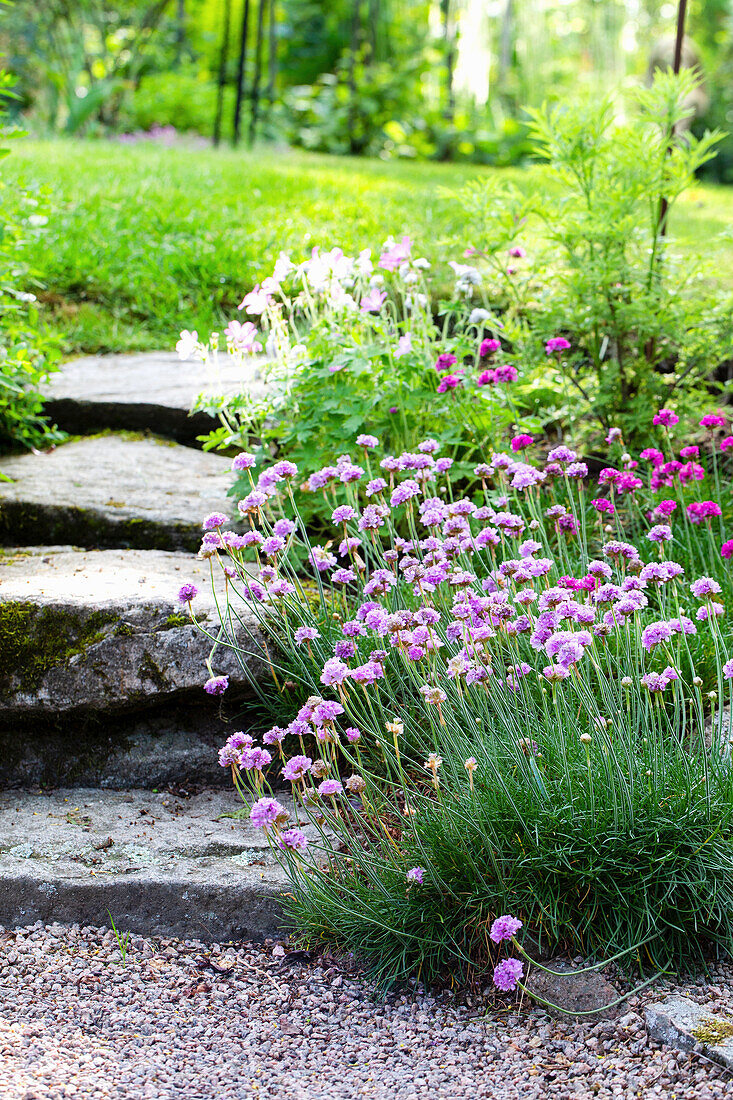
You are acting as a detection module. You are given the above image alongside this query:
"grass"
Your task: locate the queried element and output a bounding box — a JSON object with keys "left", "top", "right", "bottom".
{"left": 4, "top": 137, "right": 733, "bottom": 355}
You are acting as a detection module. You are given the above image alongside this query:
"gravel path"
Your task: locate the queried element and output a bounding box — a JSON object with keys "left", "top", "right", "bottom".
{"left": 1, "top": 923, "right": 731, "bottom": 1100}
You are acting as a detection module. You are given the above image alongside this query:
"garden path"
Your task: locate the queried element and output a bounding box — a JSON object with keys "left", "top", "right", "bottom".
{"left": 0, "top": 353, "right": 283, "bottom": 937}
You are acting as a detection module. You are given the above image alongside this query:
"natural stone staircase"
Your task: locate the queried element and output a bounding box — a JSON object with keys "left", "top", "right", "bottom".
{"left": 0, "top": 354, "right": 283, "bottom": 938}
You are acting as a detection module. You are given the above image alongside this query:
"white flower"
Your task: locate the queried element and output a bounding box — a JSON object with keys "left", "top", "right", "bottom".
{"left": 176, "top": 329, "right": 199, "bottom": 361}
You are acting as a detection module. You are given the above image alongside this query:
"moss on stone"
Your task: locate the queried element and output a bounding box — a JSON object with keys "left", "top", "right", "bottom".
{"left": 163, "top": 612, "right": 189, "bottom": 629}
{"left": 691, "top": 1017, "right": 733, "bottom": 1045}
{"left": 0, "top": 601, "right": 117, "bottom": 694}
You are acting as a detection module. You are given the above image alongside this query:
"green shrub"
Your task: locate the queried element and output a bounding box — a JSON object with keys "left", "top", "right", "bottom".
{"left": 118, "top": 67, "right": 235, "bottom": 140}
{"left": 0, "top": 36, "right": 61, "bottom": 452}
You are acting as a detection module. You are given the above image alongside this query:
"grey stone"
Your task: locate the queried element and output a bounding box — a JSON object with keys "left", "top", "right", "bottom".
{"left": 43, "top": 351, "right": 268, "bottom": 447}
{"left": 0, "top": 787, "right": 294, "bottom": 940}
{"left": 645, "top": 995, "right": 733, "bottom": 1070}
{"left": 0, "top": 434, "right": 235, "bottom": 551}
{"left": 0, "top": 706, "right": 242, "bottom": 789}
{"left": 524, "top": 957, "right": 621, "bottom": 1019}
{"left": 0, "top": 546, "right": 267, "bottom": 716}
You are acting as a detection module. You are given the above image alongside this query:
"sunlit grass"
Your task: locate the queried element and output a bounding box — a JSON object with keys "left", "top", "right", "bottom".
{"left": 4, "top": 137, "right": 732, "bottom": 354}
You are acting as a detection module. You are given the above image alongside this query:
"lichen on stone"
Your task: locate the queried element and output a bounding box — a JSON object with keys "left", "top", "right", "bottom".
{"left": 691, "top": 1016, "right": 733, "bottom": 1045}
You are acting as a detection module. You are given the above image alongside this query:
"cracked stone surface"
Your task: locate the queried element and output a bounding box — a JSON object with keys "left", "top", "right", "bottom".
{"left": 0, "top": 434, "right": 236, "bottom": 551}
{"left": 0, "top": 788, "right": 293, "bottom": 940}
{"left": 0, "top": 546, "right": 266, "bottom": 716}
{"left": 43, "top": 351, "right": 268, "bottom": 445}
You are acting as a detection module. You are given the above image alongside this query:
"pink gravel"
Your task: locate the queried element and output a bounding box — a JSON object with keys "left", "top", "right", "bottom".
{"left": 0, "top": 922, "right": 731, "bottom": 1099}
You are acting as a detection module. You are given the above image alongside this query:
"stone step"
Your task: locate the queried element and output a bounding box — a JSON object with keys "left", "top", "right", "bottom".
{"left": 0, "top": 788, "right": 289, "bottom": 940}
{"left": 0, "top": 546, "right": 266, "bottom": 720}
{"left": 0, "top": 434, "right": 234, "bottom": 551}
{"left": 0, "top": 705, "right": 242, "bottom": 790}
{"left": 43, "top": 351, "right": 268, "bottom": 447}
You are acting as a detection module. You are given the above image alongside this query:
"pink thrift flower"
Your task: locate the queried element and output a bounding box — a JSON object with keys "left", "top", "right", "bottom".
{"left": 721, "top": 540, "right": 733, "bottom": 560}
{"left": 493, "top": 958, "right": 524, "bottom": 992}
{"left": 490, "top": 915, "right": 523, "bottom": 943}
{"left": 479, "top": 337, "right": 501, "bottom": 357}
{"left": 510, "top": 434, "right": 533, "bottom": 452}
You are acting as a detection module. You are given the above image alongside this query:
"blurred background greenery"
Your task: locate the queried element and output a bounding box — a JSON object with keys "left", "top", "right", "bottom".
{"left": 2, "top": 1, "right": 733, "bottom": 176}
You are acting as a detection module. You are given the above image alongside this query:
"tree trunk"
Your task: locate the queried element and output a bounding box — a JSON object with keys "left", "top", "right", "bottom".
{"left": 497, "top": 0, "right": 514, "bottom": 110}
{"left": 232, "top": 0, "right": 251, "bottom": 146}
{"left": 266, "top": 0, "right": 277, "bottom": 109}
{"left": 441, "top": 0, "right": 455, "bottom": 122}
{"left": 175, "top": 0, "right": 186, "bottom": 60}
{"left": 347, "top": 0, "right": 362, "bottom": 154}
{"left": 248, "top": 0, "right": 266, "bottom": 145}
{"left": 214, "top": 0, "right": 232, "bottom": 146}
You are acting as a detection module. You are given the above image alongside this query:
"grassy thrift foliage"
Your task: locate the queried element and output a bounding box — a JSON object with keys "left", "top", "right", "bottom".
{"left": 186, "top": 408, "right": 733, "bottom": 988}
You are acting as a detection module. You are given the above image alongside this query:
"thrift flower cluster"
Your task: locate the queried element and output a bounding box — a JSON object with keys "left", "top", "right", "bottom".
{"left": 185, "top": 403, "right": 733, "bottom": 993}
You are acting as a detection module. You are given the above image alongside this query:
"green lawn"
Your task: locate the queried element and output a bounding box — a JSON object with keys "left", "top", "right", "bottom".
{"left": 5, "top": 138, "right": 733, "bottom": 355}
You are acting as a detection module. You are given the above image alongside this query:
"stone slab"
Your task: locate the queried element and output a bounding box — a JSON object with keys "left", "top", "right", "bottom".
{"left": 0, "top": 788, "right": 293, "bottom": 940}
{"left": 43, "top": 351, "right": 268, "bottom": 446}
{"left": 524, "top": 958, "right": 621, "bottom": 1019}
{"left": 0, "top": 434, "right": 235, "bottom": 551}
{"left": 0, "top": 546, "right": 266, "bottom": 717}
{"left": 645, "top": 996, "right": 733, "bottom": 1070}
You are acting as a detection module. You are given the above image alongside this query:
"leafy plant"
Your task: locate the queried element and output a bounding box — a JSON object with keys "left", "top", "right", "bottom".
{"left": 458, "top": 70, "right": 733, "bottom": 442}
{"left": 0, "top": 10, "right": 61, "bottom": 452}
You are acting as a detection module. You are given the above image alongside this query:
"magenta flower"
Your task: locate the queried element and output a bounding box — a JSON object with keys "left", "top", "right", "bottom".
{"left": 477, "top": 368, "right": 496, "bottom": 385}
{"left": 318, "top": 779, "right": 343, "bottom": 797}
{"left": 493, "top": 958, "right": 524, "bottom": 992}
{"left": 510, "top": 434, "right": 533, "bottom": 452}
{"left": 653, "top": 408, "right": 679, "bottom": 428}
{"left": 177, "top": 583, "right": 198, "bottom": 603}
{"left": 509, "top": 246, "right": 526, "bottom": 258}
{"left": 282, "top": 755, "right": 312, "bottom": 782}
{"left": 249, "top": 797, "right": 287, "bottom": 828}
{"left": 494, "top": 364, "right": 518, "bottom": 383}
{"left": 406, "top": 867, "right": 425, "bottom": 884}
{"left": 700, "top": 412, "right": 726, "bottom": 429}
{"left": 435, "top": 352, "right": 458, "bottom": 374}
{"left": 721, "top": 436, "right": 733, "bottom": 451}
{"left": 479, "top": 337, "right": 501, "bottom": 357}
{"left": 204, "top": 675, "right": 229, "bottom": 695}
{"left": 437, "top": 373, "right": 462, "bottom": 393}
{"left": 232, "top": 452, "right": 257, "bottom": 470}
{"left": 202, "top": 512, "right": 228, "bottom": 531}
{"left": 722, "top": 540, "right": 733, "bottom": 560}
{"left": 679, "top": 445, "right": 700, "bottom": 460}
{"left": 345, "top": 726, "right": 361, "bottom": 743}
{"left": 545, "top": 337, "right": 571, "bottom": 354}
{"left": 278, "top": 829, "right": 309, "bottom": 852}
{"left": 490, "top": 915, "right": 523, "bottom": 943}
{"left": 687, "top": 501, "right": 722, "bottom": 525}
